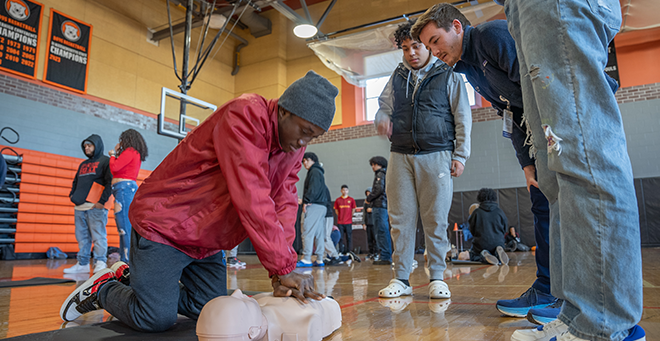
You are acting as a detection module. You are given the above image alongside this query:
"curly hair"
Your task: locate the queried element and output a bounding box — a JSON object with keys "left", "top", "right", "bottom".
{"left": 411, "top": 3, "right": 471, "bottom": 42}
{"left": 393, "top": 19, "right": 417, "bottom": 49}
{"left": 119, "top": 129, "right": 148, "bottom": 162}
{"left": 477, "top": 188, "right": 497, "bottom": 203}
{"left": 369, "top": 156, "right": 388, "bottom": 168}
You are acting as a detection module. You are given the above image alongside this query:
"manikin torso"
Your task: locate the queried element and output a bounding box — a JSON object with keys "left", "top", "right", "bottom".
{"left": 197, "top": 290, "right": 342, "bottom": 341}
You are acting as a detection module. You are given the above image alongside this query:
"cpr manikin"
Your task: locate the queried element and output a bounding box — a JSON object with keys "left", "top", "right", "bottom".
{"left": 197, "top": 289, "right": 342, "bottom": 341}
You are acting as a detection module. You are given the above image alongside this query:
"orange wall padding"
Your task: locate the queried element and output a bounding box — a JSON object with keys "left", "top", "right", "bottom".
{"left": 1, "top": 145, "right": 152, "bottom": 254}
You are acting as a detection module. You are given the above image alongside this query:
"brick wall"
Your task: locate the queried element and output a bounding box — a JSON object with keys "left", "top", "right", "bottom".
{"left": 1, "top": 71, "right": 658, "bottom": 145}
{"left": 311, "top": 82, "right": 660, "bottom": 145}
{"left": 0, "top": 72, "right": 178, "bottom": 132}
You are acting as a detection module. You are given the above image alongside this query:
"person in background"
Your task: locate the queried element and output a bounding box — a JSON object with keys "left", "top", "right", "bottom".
{"left": 333, "top": 185, "right": 356, "bottom": 256}
{"left": 108, "top": 128, "right": 148, "bottom": 264}
{"left": 362, "top": 187, "right": 379, "bottom": 261}
{"left": 366, "top": 157, "right": 391, "bottom": 266}
{"left": 300, "top": 152, "right": 331, "bottom": 267}
{"left": 64, "top": 134, "right": 112, "bottom": 274}
{"left": 467, "top": 188, "right": 508, "bottom": 265}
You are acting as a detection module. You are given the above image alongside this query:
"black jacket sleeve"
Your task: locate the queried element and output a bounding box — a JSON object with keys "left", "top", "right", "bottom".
{"left": 98, "top": 158, "right": 113, "bottom": 205}
{"left": 70, "top": 166, "right": 80, "bottom": 200}
{"left": 367, "top": 171, "right": 384, "bottom": 203}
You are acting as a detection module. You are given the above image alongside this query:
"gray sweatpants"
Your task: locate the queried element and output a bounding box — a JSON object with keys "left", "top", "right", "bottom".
{"left": 301, "top": 204, "right": 327, "bottom": 262}
{"left": 387, "top": 151, "right": 453, "bottom": 281}
{"left": 324, "top": 216, "right": 339, "bottom": 258}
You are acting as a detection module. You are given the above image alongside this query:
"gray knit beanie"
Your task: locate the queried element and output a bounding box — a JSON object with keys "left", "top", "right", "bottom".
{"left": 279, "top": 70, "right": 338, "bottom": 131}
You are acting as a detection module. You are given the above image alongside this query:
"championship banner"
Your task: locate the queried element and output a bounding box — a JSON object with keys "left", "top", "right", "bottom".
{"left": 0, "top": 0, "right": 43, "bottom": 79}
{"left": 44, "top": 9, "right": 92, "bottom": 94}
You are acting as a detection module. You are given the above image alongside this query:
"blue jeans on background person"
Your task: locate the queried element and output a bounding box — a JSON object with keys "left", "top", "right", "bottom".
{"left": 505, "top": 1, "right": 643, "bottom": 340}
{"left": 372, "top": 207, "right": 391, "bottom": 261}
{"left": 74, "top": 207, "right": 108, "bottom": 265}
{"left": 529, "top": 185, "right": 551, "bottom": 295}
{"left": 112, "top": 180, "right": 138, "bottom": 263}
{"left": 99, "top": 229, "right": 227, "bottom": 332}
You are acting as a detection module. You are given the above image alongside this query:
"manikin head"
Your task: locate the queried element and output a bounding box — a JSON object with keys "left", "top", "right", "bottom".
{"left": 196, "top": 290, "right": 268, "bottom": 341}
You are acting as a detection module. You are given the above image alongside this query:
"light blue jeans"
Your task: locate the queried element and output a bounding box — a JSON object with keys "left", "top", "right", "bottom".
{"left": 112, "top": 180, "right": 138, "bottom": 263}
{"left": 504, "top": 1, "right": 643, "bottom": 340}
{"left": 74, "top": 207, "right": 109, "bottom": 265}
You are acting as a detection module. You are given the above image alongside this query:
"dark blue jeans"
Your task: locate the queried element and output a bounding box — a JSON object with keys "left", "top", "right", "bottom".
{"left": 112, "top": 180, "right": 138, "bottom": 263}
{"left": 98, "top": 229, "right": 227, "bottom": 332}
{"left": 530, "top": 184, "right": 551, "bottom": 295}
{"left": 372, "top": 207, "right": 392, "bottom": 261}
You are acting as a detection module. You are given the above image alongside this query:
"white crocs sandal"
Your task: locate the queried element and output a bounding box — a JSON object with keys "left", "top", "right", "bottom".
{"left": 379, "top": 279, "right": 413, "bottom": 298}
{"left": 429, "top": 280, "right": 451, "bottom": 299}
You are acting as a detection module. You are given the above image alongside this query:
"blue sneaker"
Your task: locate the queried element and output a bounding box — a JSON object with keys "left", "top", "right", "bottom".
{"left": 296, "top": 260, "right": 313, "bottom": 268}
{"left": 312, "top": 260, "right": 325, "bottom": 267}
{"left": 496, "top": 287, "right": 556, "bottom": 317}
{"left": 527, "top": 299, "right": 563, "bottom": 325}
{"left": 549, "top": 324, "right": 646, "bottom": 340}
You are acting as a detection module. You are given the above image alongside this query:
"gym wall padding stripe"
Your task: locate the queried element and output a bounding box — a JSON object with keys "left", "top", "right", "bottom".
{"left": 1, "top": 145, "right": 151, "bottom": 254}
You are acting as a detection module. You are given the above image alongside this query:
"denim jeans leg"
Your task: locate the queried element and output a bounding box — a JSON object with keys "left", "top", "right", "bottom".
{"left": 373, "top": 207, "right": 391, "bottom": 261}
{"left": 529, "top": 185, "right": 551, "bottom": 295}
{"left": 74, "top": 210, "right": 92, "bottom": 266}
{"left": 112, "top": 181, "right": 137, "bottom": 263}
{"left": 87, "top": 208, "right": 108, "bottom": 263}
{"left": 505, "top": 1, "right": 642, "bottom": 339}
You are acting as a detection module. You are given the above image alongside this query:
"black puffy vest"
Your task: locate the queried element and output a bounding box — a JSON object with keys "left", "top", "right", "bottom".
{"left": 390, "top": 61, "right": 455, "bottom": 155}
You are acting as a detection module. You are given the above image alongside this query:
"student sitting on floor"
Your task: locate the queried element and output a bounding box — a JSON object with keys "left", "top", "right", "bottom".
{"left": 466, "top": 188, "right": 508, "bottom": 265}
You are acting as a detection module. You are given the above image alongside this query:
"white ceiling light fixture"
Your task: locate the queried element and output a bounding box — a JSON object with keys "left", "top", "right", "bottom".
{"left": 208, "top": 13, "right": 227, "bottom": 30}
{"left": 293, "top": 23, "right": 318, "bottom": 38}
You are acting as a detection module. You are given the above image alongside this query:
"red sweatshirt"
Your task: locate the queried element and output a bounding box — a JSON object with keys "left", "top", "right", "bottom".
{"left": 109, "top": 147, "right": 141, "bottom": 180}
{"left": 129, "top": 94, "right": 303, "bottom": 277}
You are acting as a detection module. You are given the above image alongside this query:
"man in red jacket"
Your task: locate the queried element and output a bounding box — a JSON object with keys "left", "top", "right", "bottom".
{"left": 60, "top": 71, "right": 339, "bottom": 332}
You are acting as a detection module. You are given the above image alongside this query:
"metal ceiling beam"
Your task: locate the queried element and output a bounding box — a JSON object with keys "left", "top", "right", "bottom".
{"left": 299, "top": 0, "right": 312, "bottom": 23}
{"left": 316, "top": 0, "right": 335, "bottom": 28}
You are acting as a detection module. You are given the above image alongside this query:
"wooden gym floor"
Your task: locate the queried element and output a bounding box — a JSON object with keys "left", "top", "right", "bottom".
{"left": 0, "top": 248, "right": 657, "bottom": 340}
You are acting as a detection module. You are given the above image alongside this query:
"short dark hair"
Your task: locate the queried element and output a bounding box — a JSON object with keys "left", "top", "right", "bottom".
{"left": 369, "top": 156, "right": 388, "bottom": 168}
{"left": 411, "top": 3, "right": 471, "bottom": 42}
{"left": 341, "top": 184, "right": 349, "bottom": 189}
{"left": 303, "top": 152, "right": 318, "bottom": 164}
{"left": 393, "top": 19, "right": 417, "bottom": 49}
{"left": 477, "top": 188, "right": 497, "bottom": 203}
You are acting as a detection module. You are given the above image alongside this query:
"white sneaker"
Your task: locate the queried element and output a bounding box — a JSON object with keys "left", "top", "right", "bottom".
{"left": 92, "top": 261, "right": 107, "bottom": 274}
{"left": 510, "top": 319, "right": 568, "bottom": 341}
{"left": 429, "top": 280, "right": 451, "bottom": 299}
{"left": 379, "top": 279, "right": 412, "bottom": 298}
{"left": 63, "top": 262, "right": 90, "bottom": 274}
{"left": 497, "top": 245, "right": 509, "bottom": 265}
{"left": 554, "top": 330, "right": 589, "bottom": 340}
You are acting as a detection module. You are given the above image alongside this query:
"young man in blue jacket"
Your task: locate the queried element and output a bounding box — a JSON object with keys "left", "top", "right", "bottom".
{"left": 374, "top": 20, "right": 471, "bottom": 300}
{"left": 415, "top": 3, "right": 645, "bottom": 341}
{"left": 412, "top": 4, "right": 558, "bottom": 323}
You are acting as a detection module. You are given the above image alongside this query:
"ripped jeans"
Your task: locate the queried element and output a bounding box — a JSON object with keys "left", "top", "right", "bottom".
{"left": 112, "top": 180, "right": 138, "bottom": 263}
{"left": 505, "top": 1, "right": 642, "bottom": 340}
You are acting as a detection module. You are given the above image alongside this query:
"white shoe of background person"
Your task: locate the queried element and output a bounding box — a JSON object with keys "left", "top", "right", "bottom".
{"left": 63, "top": 262, "right": 90, "bottom": 274}
{"left": 92, "top": 261, "right": 107, "bottom": 274}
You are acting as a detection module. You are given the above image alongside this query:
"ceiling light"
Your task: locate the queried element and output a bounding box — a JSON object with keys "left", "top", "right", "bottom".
{"left": 293, "top": 24, "right": 317, "bottom": 38}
